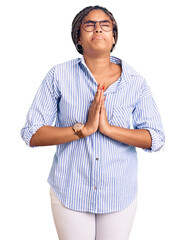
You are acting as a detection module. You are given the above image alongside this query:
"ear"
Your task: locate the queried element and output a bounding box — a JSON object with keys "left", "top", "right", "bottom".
{"left": 78, "top": 37, "right": 82, "bottom": 44}
{"left": 113, "top": 35, "right": 115, "bottom": 44}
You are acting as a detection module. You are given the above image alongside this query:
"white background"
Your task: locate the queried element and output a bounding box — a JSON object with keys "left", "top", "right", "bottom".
{"left": 1, "top": 0, "right": 185, "bottom": 239}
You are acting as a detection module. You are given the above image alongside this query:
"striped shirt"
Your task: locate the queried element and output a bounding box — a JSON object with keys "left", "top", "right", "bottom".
{"left": 21, "top": 56, "right": 165, "bottom": 214}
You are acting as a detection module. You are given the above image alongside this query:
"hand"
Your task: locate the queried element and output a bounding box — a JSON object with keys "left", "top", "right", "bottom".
{"left": 85, "top": 84, "right": 102, "bottom": 135}
{"left": 98, "top": 91, "right": 111, "bottom": 134}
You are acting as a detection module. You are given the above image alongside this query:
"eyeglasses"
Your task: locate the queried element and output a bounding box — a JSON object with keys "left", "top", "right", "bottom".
{"left": 81, "top": 20, "right": 113, "bottom": 32}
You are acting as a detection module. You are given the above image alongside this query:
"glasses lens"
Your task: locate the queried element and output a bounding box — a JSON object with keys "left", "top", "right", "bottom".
{"left": 82, "top": 20, "right": 113, "bottom": 32}
{"left": 82, "top": 21, "right": 95, "bottom": 32}
{"left": 100, "top": 20, "right": 112, "bottom": 31}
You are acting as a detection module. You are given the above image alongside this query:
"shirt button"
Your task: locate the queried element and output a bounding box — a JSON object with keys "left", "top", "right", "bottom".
{"left": 94, "top": 186, "right": 97, "bottom": 190}
{"left": 96, "top": 158, "right": 99, "bottom": 160}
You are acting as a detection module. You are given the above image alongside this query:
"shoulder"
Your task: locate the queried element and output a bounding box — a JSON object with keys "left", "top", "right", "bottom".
{"left": 120, "top": 58, "right": 147, "bottom": 89}
{"left": 120, "top": 59, "right": 152, "bottom": 98}
{"left": 54, "top": 58, "right": 81, "bottom": 72}
{"left": 111, "top": 56, "right": 145, "bottom": 81}
{"left": 46, "top": 58, "right": 80, "bottom": 84}
{"left": 112, "top": 56, "right": 149, "bottom": 96}
{"left": 122, "top": 60, "right": 142, "bottom": 77}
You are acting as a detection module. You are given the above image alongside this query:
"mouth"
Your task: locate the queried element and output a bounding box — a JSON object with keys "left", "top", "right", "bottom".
{"left": 92, "top": 36, "right": 105, "bottom": 40}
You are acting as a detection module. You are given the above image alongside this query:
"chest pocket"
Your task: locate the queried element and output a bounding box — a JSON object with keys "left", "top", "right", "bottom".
{"left": 109, "top": 106, "right": 132, "bottom": 128}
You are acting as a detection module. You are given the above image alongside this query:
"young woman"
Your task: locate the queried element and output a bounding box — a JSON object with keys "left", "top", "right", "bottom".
{"left": 21, "top": 5, "right": 165, "bottom": 240}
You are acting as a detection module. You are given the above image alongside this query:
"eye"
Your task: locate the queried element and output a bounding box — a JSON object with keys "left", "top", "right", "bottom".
{"left": 101, "top": 21, "right": 111, "bottom": 27}
{"left": 83, "top": 21, "right": 95, "bottom": 27}
{"left": 85, "top": 23, "right": 94, "bottom": 27}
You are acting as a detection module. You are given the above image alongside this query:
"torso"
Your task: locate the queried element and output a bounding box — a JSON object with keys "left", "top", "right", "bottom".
{"left": 94, "top": 63, "right": 122, "bottom": 91}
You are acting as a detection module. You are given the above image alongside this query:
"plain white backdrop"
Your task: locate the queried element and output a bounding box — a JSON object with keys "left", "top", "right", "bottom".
{"left": 1, "top": 0, "right": 185, "bottom": 239}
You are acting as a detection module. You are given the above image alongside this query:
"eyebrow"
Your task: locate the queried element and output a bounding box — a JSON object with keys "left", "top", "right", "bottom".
{"left": 83, "top": 20, "right": 111, "bottom": 23}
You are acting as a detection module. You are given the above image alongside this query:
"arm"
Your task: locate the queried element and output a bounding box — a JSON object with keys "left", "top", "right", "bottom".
{"left": 30, "top": 125, "right": 90, "bottom": 146}
{"left": 99, "top": 81, "right": 165, "bottom": 152}
{"left": 101, "top": 125, "right": 152, "bottom": 149}
{"left": 132, "top": 81, "right": 165, "bottom": 152}
{"left": 21, "top": 66, "right": 61, "bottom": 147}
{"left": 98, "top": 96, "right": 152, "bottom": 149}
{"left": 22, "top": 80, "right": 100, "bottom": 147}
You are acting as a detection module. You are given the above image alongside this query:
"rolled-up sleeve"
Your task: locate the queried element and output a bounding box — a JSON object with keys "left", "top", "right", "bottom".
{"left": 21, "top": 66, "right": 60, "bottom": 147}
{"left": 132, "top": 80, "right": 165, "bottom": 152}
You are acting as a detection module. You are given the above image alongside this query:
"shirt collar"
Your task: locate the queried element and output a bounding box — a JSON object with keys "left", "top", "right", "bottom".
{"left": 76, "top": 56, "right": 138, "bottom": 92}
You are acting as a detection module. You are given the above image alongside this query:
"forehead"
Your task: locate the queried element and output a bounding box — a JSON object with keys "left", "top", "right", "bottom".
{"left": 83, "top": 9, "right": 111, "bottom": 21}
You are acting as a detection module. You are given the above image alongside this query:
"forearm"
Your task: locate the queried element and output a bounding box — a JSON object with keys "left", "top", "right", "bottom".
{"left": 30, "top": 125, "right": 89, "bottom": 147}
{"left": 103, "top": 125, "right": 152, "bottom": 149}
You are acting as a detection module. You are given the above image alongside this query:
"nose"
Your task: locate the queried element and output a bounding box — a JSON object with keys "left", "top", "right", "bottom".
{"left": 94, "top": 22, "right": 102, "bottom": 33}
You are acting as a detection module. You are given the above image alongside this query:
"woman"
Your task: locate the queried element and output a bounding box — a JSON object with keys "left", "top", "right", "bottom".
{"left": 21, "top": 5, "right": 165, "bottom": 240}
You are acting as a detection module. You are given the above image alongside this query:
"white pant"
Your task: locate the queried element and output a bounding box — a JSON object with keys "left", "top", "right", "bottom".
{"left": 50, "top": 187, "right": 137, "bottom": 240}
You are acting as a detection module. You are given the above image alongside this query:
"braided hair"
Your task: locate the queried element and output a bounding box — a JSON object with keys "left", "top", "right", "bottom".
{"left": 71, "top": 5, "right": 118, "bottom": 55}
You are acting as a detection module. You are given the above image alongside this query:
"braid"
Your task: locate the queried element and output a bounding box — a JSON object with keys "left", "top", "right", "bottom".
{"left": 71, "top": 5, "right": 118, "bottom": 55}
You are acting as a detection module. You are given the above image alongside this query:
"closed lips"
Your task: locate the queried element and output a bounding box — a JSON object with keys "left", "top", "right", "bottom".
{"left": 92, "top": 36, "right": 104, "bottom": 40}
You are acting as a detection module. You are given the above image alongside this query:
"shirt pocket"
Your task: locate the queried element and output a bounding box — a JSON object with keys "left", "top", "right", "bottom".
{"left": 109, "top": 106, "right": 132, "bottom": 128}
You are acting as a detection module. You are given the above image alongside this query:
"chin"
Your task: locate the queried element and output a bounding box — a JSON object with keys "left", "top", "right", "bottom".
{"left": 84, "top": 46, "right": 111, "bottom": 56}
{"left": 92, "top": 45, "right": 110, "bottom": 51}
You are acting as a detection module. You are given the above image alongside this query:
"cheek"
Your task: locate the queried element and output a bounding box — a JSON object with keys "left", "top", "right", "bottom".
{"left": 107, "top": 36, "right": 115, "bottom": 47}
{"left": 111, "top": 33, "right": 115, "bottom": 44}
{"left": 105, "top": 32, "right": 115, "bottom": 43}
{"left": 80, "top": 32, "right": 91, "bottom": 45}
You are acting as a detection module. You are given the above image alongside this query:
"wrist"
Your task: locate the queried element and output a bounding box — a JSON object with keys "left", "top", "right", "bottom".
{"left": 100, "top": 123, "right": 112, "bottom": 136}
{"left": 82, "top": 125, "right": 94, "bottom": 137}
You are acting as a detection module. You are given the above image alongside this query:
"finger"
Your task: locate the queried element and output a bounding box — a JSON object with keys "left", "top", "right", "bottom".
{"left": 99, "top": 89, "right": 102, "bottom": 103}
{"left": 95, "top": 85, "right": 102, "bottom": 102}
{"left": 95, "top": 99, "right": 101, "bottom": 112}
{"left": 95, "top": 83, "right": 104, "bottom": 104}
{"left": 99, "top": 88, "right": 104, "bottom": 103}
{"left": 93, "top": 87, "right": 101, "bottom": 104}
{"left": 100, "top": 95, "right": 106, "bottom": 108}
{"left": 101, "top": 96, "right": 105, "bottom": 108}
{"left": 95, "top": 89, "right": 102, "bottom": 106}
{"left": 97, "top": 88, "right": 102, "bottom": 103}
{"left": 102, "top": 83, "right": 105, "bottom": 91}
{"left": 96, "top": 83, "right": 102, "bottom": 94}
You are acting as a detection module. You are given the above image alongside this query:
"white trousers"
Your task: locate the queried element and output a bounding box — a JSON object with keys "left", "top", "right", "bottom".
{"left": 50, "top": 187, "right": 137, "bottom": 240}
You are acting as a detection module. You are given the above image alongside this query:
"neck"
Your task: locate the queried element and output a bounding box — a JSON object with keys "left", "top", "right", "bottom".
{"left": 83, "top": 53, "right": 112, "bottom": 76}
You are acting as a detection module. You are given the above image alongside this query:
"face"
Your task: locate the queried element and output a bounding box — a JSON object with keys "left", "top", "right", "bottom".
{"left": 78, "top": 10, "right": 115, "bottom": 56}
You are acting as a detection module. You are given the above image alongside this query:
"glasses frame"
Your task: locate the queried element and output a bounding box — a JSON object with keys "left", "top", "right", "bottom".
{"left": 81, "top": 20, "right": 114, "bottom": 32}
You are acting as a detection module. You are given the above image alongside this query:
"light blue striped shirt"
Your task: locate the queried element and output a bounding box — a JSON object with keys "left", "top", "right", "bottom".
{"left": 21, "top": 56, "right": 165, "bottom": 214}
